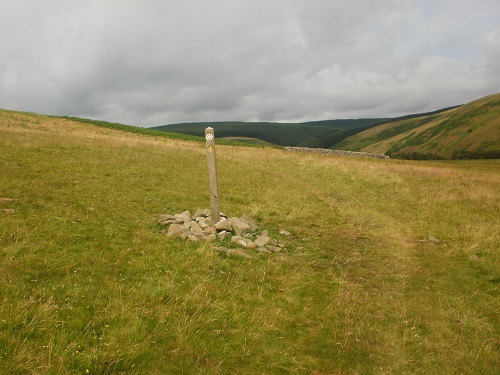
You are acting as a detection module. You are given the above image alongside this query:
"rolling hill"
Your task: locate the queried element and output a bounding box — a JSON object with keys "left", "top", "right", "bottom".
{"left": 335, "top": 93, "right": 500, "bottom": 159}
{"left": 151, "top": 119, "right": 385, "bottom": 148}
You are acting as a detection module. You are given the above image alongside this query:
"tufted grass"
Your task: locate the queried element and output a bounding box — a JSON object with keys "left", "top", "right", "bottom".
{"left": 0, "top": 110, "right": 499, "bottom": 374}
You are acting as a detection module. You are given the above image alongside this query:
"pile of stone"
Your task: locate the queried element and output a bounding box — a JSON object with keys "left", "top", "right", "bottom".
{"left": 158, "top": 209, "right": 289, "bottom": 258}
{"left": 283, "top": 146, "right": 390, "bottom": 160}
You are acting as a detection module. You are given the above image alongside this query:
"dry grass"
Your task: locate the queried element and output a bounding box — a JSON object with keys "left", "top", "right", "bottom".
{"left": 1, "top": 110, "right": 499, "bottom": 374}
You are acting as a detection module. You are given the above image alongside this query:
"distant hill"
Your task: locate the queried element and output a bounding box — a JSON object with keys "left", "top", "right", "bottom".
{"left": 335, "top": 93, "right": 500, "bottom": 159}
{"left": 151, "top": 119, "right": 385, "bottom": 148}
{"left": 151, "top": 103, "right": 489, "bottom": 152}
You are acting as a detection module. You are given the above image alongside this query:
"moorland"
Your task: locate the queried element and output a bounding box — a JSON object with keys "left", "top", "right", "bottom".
{"left": 0, "top": 108, "right": 499, "bottom": 374}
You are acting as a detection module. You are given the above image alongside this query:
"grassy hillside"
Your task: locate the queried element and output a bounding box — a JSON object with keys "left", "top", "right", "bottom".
{"left": 219, "top": 136, "right": 275, "bottom": 147}
{"left": 152, "top": 119, "right": 384, "bottom": 147}
{"left": 1, "top": 109, "right": 499, "bottom": 374}
{"left": 335, "top": 93, "right": 500, "bottom": 159}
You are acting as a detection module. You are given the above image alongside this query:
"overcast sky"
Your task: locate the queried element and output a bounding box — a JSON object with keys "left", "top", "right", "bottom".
{"left": 1, "top": 0, "right": 499, "bottom": 127}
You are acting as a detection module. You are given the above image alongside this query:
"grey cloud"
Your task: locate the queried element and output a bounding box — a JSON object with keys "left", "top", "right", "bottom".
{"left": 1, "top": 0, "right": 499, "bottom": 126}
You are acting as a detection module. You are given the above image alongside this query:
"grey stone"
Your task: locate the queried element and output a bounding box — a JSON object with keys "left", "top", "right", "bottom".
{"left": 196, "top": 217, "right": 210, "bottom": 229}
{"left": 191, "top": 209, "right": 204, "bottom": 220}
{"left": 175, "top": 210, "right": 191, "bottom": 223}
{"left": 205, "top": 213, "right": 225, "bottom": 227}
{"left": 187, "top": 234, "right": 199, "bottom": 242}
{"left": 215, "top": 218, "right": 233, "bottom": 232}
{"left": 231, "top": 235, "right": 243, "bottom": 243}
{"left": 167, "top": 223, "right": 187, "bottom": 237}
{"left": 267, "top": 246, "right": 281, "bottom": 253}
{"left": 201, "top": 233, "right": 216, "bottom": 242}
{"left": 240, "top": 215, "right": 259, "bottom": 232}
{"left": 192, "top": 208, "right": 211, "bottom": 219}
{"left": 468, "top": 254, "right": 481, "bottom": 263}
{"left": 218, "top": 231, "right": 230, "bottom": 240}
{"left": 254, "top": 235, "right": 271, "bottom": 247}
{"left": 245, "top": 241, "right": 256, "bottom": 249}
{"left": 229, "top": 217, "right": 250, "bottom": 235}
{"left": 427, "top": 236, "right": 441, "bottom": 244}
{"left": 231, "top": 235, "right": 250, "bottom": 247}
{"left": 204, "top": 227, "right": 216, "bottom": 235}
{"left": 189, "top": 222, "right": 204, "bottom": 235}
{"left": 279, "top": 230, "right": 291, "bottom": 236}
{"left": 158, "top": 214, "right": 176, "bottom": 225}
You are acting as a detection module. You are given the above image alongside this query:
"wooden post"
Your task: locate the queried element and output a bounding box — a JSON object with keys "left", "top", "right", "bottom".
{"left": 205, "top": 127, "right": 220, "bottom": 226}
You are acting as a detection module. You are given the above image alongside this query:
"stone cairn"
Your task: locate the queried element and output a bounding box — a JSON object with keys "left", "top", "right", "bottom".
{"left": 158, "top": 209, "right": 289, "bottom": 259}
{"left": 283, "top": 146, "right": 390, "bottom": 160}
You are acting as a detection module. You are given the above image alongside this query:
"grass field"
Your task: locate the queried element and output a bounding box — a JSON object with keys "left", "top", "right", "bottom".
{"left": 1, "top": 110, "right": 499, "bottom": 374}
{"left": 219, "top": 137, "right": 275, "bottom": 147}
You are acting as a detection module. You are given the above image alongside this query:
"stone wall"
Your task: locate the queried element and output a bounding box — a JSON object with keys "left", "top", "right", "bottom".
{"left": 283, "top": 146, "right": 390, "bottom": 160}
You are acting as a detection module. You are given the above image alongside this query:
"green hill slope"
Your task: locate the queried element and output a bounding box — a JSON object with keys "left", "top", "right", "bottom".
{"left": 1, "top": 109, "right": 499, "bottom": 373}
{"left": 151, "top": 119, "right": 384, "bottom": 147}
{"left": 335, "top": 93, "right": 500, "bottom": 159}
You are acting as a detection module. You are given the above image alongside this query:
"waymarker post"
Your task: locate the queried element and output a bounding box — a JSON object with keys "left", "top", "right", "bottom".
{"left": 205, "top": 127, "right": 220, "bottom": 226}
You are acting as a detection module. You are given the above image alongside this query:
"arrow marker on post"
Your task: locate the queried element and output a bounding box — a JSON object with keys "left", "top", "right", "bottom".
{"left": 205, "top": 127, "right": 220, "bottom": 226}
